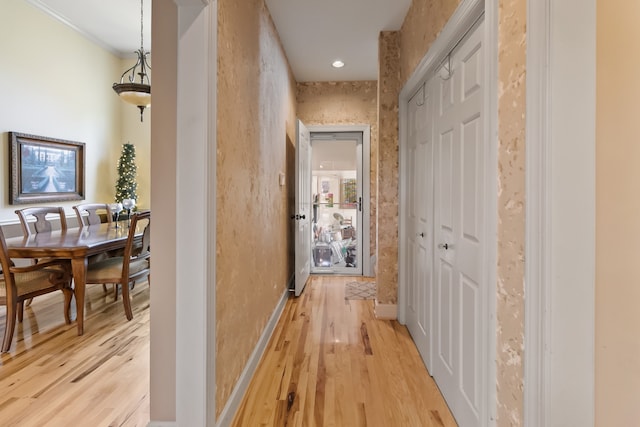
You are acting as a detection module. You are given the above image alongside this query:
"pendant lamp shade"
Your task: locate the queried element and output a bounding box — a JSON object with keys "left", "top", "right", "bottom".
{"left": 113, "top": 0, "right": 151, "bottom": 122}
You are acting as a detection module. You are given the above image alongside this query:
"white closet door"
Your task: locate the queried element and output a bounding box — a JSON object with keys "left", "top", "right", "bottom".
{"left": 432, "top": 18, "right": 486, "bottom": 427}
{"left": 405, "top": 83, "right": 434, "bottom": 371}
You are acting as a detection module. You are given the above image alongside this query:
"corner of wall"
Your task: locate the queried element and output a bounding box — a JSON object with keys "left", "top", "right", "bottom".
{"left": 374, "top": 300, "right": 398, "bottom": 320}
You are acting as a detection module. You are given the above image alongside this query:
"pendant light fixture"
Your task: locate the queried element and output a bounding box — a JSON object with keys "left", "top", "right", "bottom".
{"left": 113, "top": 0, "right": 151, "bottom": 122}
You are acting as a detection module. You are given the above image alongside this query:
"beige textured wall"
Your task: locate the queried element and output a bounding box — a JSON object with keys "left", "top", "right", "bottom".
{"left": 496, "top": 0, "right": 526, "bottom": 424}
{"left": 596, "top": 0, "right": 640, "bottom": 424}
{"left": 399, "top": 0, "right": 526, "bottom": 424}
{"left": 216, "top": 0, "right": 297, "bottom": 416}
{"left": 399, "top": 0, "right": 462, "bottom": 84}
{"left": 296, "top": 81, "right": 378, "bottom": 261}
{"left": 376, "top": 32, "right": 401, "bottom": 304}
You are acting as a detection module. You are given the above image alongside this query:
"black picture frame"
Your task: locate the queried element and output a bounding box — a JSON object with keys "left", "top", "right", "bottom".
{"left": 9, "top": 132, "right": 85, "bottom": 205}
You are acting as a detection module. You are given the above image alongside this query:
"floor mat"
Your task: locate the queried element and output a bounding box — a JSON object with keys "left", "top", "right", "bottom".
{"left": 344, "top": 281, "right": 376, "bottom": 300}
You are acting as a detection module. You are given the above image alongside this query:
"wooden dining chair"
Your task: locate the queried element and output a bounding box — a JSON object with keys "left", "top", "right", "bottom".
{"left": 85, "top": 210, "right": 151, "bottom": 320}
{"left": 73, "top": 203, "right": 113, "bottom": 227}
{"left": 14, "top": 206, "right": 68, "bottom": 313}
{"left": 74, "top": 203, "right": 124, "bottom": 295}
{"left": 15, "top": 206, "right": 67, "bottom": 237}
{"left": 0, "top": 225, "right": 73, "bottom": 352}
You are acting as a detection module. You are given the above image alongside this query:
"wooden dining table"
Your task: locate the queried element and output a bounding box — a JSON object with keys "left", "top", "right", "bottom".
{"left": 5, "top": 221, "right": 136, "bottom": 335}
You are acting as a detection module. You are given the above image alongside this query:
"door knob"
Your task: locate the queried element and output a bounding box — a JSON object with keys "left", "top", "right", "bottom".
{"left": 300, "top": 214, "right": 305, "bottom": 219}
{"left": 437, "top": 243, "right": 449, "bottom": 250}
{"left": 417, "top": 232, "right": 424, "bottom": 238}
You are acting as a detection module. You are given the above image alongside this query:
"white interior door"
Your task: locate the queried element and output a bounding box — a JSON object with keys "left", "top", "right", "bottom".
{"left": 405, "top": 84, "right": 434, "bottom": 371}
{"left": 432, "top": 18, "right": 485, "bottom": 427}
{"left": 294, "top": 119, "right": 312, "bottom": 296}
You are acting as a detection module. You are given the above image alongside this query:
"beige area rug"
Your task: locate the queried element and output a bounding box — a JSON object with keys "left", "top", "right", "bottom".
{"left": 345, "top": 281, "right": 376, "bottom": 300}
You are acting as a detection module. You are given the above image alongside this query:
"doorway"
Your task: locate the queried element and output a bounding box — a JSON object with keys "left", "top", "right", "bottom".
{"left": 307, "top": 125, "right": 371, "bottom": 276}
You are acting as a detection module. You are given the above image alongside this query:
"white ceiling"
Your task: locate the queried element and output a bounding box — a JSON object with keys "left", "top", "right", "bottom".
{"left": 26, "top": 0, "right": 152, "bottom": 58}
{"left": 265, "top": 0, "right": 412, "bottom": 81}
{"left": 26, "top": 0, "right": 412, "bottom": 81}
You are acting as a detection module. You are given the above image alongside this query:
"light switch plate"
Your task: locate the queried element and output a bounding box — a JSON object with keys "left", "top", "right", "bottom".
{"left": 279, "top": 172, "right": 285, "bottom": 186}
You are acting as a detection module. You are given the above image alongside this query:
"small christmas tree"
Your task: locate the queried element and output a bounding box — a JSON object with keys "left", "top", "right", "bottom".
{"left": 115, "top": 143, "right": 138, "bottom": 204}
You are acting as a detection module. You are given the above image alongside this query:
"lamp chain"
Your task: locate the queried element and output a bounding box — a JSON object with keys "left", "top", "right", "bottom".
{"left": 140, "top": 0, "right": 144, "bottom": 51}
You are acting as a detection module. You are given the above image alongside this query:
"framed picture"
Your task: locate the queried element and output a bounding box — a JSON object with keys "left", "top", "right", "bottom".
{"left": 341, "top": 178, "right": 357, "bottom": 208}
{"left": 9, "top": 132, "right": 85, "bottom": 204}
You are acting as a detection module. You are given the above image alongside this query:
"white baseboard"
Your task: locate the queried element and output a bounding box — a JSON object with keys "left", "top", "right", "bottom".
{"left": 216, "top": 288, "right": 290, "bottom": 427}
{"left": 374, "top": 300, "right": 397, "bottom": 320}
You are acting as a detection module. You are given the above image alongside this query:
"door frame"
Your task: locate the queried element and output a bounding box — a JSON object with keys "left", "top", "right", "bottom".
{"left": 524, "top": 0, "right": 596, "bottom": 425}
{"left": 152, "top": 0, "right": 217, "bottom": 426}
{"left": 397, "top": 0, "right": 497, "bottom": 425}
{"left": 307, "top": 125, "right": 372, "bottom": 276}
{"left": 310, "top": 131, "right": 363, "bottom": 276}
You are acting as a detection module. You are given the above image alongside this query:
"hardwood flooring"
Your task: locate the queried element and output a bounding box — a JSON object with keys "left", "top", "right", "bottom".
{"left": 0, "top": 275, "right": 456, "bottom": 426}
{"left": 0, "top": 282, "right": 150, "bottom": 427}
{"left": 231, "top": 275, "right": 457, "bottom": 427}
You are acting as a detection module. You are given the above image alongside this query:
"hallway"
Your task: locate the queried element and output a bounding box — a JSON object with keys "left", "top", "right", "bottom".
{"left": 232, "top": 275, "right": 456, "bottom": 426}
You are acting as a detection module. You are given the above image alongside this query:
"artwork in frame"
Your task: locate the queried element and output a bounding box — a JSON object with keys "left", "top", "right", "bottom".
{"left": 341, "top": 178, "right": 357, "bottom": 208}
{"left": 9, "top": 132, "right": 85, "bottom": 205}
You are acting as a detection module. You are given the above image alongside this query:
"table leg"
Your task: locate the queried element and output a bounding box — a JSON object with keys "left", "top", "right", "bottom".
{"left": 71, "top": 257, "right": 88, "bottom": 335}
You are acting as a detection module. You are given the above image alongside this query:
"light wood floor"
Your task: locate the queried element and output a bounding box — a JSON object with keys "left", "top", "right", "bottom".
{"left": 0, "top": 282, "right": 150, "bottom": 427}
{"left": 231, "top": 275, "right": 457, "bottom": 427}
{"left": 0, "top": 276, "right": 456, "bottom": 426}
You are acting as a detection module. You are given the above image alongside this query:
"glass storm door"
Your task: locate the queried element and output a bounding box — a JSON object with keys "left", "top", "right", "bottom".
{"left": 310, "top": 132, "right": 363, "bottom": 275}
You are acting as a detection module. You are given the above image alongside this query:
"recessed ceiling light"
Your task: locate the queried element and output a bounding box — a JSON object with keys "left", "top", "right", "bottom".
{"left": 332, "top": 60, "right": 345, "bottom": 68}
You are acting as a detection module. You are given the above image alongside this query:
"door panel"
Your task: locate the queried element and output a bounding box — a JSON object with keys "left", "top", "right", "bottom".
{"left": 461, "top": 274, "right": 479, "bottom": 412}
{"left": 294, "top": 119, "right": 311, "bottom": 296}
{"left": 405, "top": 84, "right": 433, "bottom": 369}
{"left": 462, "top": 116, "right": 481, "bottom": 239}
{"left": 439, "top": 129, "right": 454, "bottom": 233}
{"left": 461, "top": 43, "right": 482, "bottom": 100}
{"left": 438, "top": 259, "right": 454, "bottom": 375}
